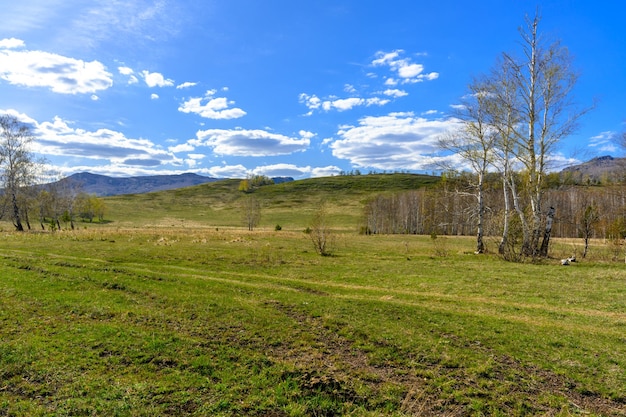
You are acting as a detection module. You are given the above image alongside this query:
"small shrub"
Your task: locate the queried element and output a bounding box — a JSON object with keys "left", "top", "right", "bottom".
{"left": 430, "top": 232, "right": 448, "bottom": 257}
{"left": 275, "top": 224, "right": 282, "bottom": 231}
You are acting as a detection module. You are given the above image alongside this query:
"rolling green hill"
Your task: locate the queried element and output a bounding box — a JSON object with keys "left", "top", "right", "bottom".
{"left": 103, "top": 173, "right": 440, "bottom": 229}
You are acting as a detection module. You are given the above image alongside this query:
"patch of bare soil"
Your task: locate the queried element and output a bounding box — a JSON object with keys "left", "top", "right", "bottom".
{"left": 266, "top": 301, "right": 626, "bottom": 416}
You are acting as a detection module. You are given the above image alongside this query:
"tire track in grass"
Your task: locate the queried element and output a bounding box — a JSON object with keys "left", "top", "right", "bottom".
{"left": 2, "top": 250, "right": 624, "bottom": 414}
{"left": 2, "top": 249, "right": 623, "bottom": 334}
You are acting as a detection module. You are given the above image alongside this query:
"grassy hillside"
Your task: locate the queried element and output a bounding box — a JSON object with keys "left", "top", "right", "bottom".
{"left": 103, "top": 173, "right": 439, "bottom": 229}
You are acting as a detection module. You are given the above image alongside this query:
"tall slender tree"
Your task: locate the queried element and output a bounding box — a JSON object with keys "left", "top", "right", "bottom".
{"left": 0, "top": 115, "right": 38, "bottom": 231}
{"left": 503, "top": 13, "right": 588, "bottom": 257}
{"left": 439, "top": 81, "right": 497, "bottom": 253}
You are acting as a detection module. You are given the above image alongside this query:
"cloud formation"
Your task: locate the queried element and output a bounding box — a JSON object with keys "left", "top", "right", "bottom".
{"left": 372, "top": 50, "right": 439, "bottom": 85}
{"left": 299, "top": 94, "right": 390, "bottom": 114}
{"left": 178, "top": 90, "right": 247, "bottom": 120}
{"left": 330, "top": 112, "right": 459, "bottom": 170}
{"left": 249, "top": 163, "right": 342, "bottom": 179}
{"left": 589, "top": 131, "right": 618, "bottom": 154}
{"left": 0, "top": 39, "right": 113, "bottom": 94}
{"left": 27, "top": 115, "right": 180, "bottom": 170}
{"left": 176, "top": 81, "right": 197, "bottom": 89}
{"left": 191, "top": 128, "right": 311, "bottom": 157}
{"left": 141, "top": 70, "right": 174, "bottom": 87}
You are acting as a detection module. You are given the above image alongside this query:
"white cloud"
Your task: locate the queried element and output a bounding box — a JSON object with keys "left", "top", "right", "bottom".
{"left": 299, "top": 130, "right": 316, "bottom": 140}
{"left": 150, "top": 93, "right": 159, "bottom": 100}
{"left": 253, "top": 163, "right": 312, "bottom": 178}
{"left": 589, "top": 131, "right": 619, "bottom": 154}
{"left": 168, "top": 142, "right": 195, "bottom": 153}
{"left": 179, "top": 90, "right": 246, "bottom": 120}
{"left": 118, "top": 66, "right": 134, "bottom": 75}
{"left": 311, "top": 166, "right": 343, "bottom": 177}
{"left": 330, "top": 112, "right": 460, "bottom": 170}
{"left": 27, "top": 115, "right": 180, "bottom": 168}
{"left": 191, "top": 128, "right": 310, "bottom": 157}
{"left": 344, "top": 84, "right": 357, "bottom": 93}
{"left": 0, "top": 38, "right": 25, "bottom": 49}
{"left": 372, "top": 49, "right": 439, "bottom": 84}
{"left": 0, "top": 40, "right": 112, "bottom": 94}
{"left": 398, "top": 63, "right": 424, "bottom": 79}
{"left": 176, "top": 81, "right": 197, "bottom": 89}
{"left": 141, "top": 70, "right": 174, "bottom": 87}
{"left": 382, "top": 89, "right": 408, "bottom": 98}
{"left": 299, "top": 93, "right": 390, "bottom": 114}
{"left": 91, "top": 95, "right": 99, "bottom": 101}
{"left": 206, "top": 164, "right": 249, "bottom": 178}
{"left": 372, "top": 51, "right": 402, "bottom": 66}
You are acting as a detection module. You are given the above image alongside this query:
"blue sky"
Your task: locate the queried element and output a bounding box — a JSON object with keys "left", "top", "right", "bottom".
{"left": 1, "top": 1, "right": 624, "bottom": 179}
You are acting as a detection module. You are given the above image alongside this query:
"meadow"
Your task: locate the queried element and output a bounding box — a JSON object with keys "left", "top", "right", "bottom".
{"left": 0, "top": 175, "right": 625, "bottom": 416}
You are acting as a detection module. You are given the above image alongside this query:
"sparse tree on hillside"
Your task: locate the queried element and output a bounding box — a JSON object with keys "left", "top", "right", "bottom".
{"left": 0, "top": 114, "right": 39, "bottom": 231}
{"left": 579, "top": 202, "right": 599, "bottom": 258}
{"left": 309, "top": 201, "right": 334, "bottom": 256}
{"left": 241, "top": 195, "right": 261, "bottom": 231}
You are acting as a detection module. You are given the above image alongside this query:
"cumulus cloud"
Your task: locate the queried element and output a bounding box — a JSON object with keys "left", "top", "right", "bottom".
{"left": 299, "top": 93, "right": 390, "bottom": 115}
{"left": 150, "top": 93, "right": 159, "bottom": 100}
{"left": 0, "top": 38, "right": 25, "bottom": 49}
{"left": 191, "top": 128, "right": 310, "bottom": 157}
{"left": 205, "top": 164, "right": 249, "bottom": 178}
{"left": 179, "top": 90, "right": 246, "bottom": 120}
{"left": 25, "top": 114, "right": 180, "bottom": 168}
{"left": 0, "top": 39, "right": 113, "bottom": 94}
{"left": 382, "top": 89, "right": 408, "bottom": 98}
{"left": 118, "top": 66, "right": 134, "bottom": 75}
{"left": 372, "top": 49, "right": 439, "bottom": 84}
{"left": 141, "top": 70, "right": 174, "bottom": 87}
{"left": 168, "top": 142, "right": 195, "bottom": 153}
{"left": 330, "top": 112, "right": 460, "bottom": 170}
{"left": 118, "top": 66, "right": 139, "bottom": 84}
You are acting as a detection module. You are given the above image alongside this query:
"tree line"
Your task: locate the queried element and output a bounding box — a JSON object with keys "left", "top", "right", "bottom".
{"left": 362, "top": 173, "right": 625, "bottom": 259}
{"left": 0, "top": 114, "right": 106, "bottom": 231}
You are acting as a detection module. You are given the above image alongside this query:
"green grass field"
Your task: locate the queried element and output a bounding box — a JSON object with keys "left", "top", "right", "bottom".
{"left": 1, "top": 176, "right": 625, "bottom": 416}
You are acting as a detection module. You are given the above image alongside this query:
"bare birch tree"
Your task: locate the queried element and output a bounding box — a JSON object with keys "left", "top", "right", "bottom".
{"left": 439, "top": 81, "right": 497, "bottom": 253}
{"left": 0, "top": 115, "right": 39, "bottom": 231}
{"left": 241, "top": 195, "right": 261, "bottom": 231}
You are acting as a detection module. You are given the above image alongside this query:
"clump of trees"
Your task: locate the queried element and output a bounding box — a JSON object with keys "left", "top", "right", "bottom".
{"left": 0, "top": 114, "right": 106, "bottom": 231}
{"left": 238, "top": 175, "right": 274, "bottom": 192}
{"left": 437, "top": 12, "right": 590, "bottom": 259}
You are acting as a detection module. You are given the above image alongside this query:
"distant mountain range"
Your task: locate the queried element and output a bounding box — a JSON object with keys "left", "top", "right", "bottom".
{"left": 560, "top": 155, "right": 626, "bottom": 183}
{"left": 59, "top": 172, "right": 293, "bottom": 196}
{"left": 53, "top": 156, "right": 625, "bottom": 197}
